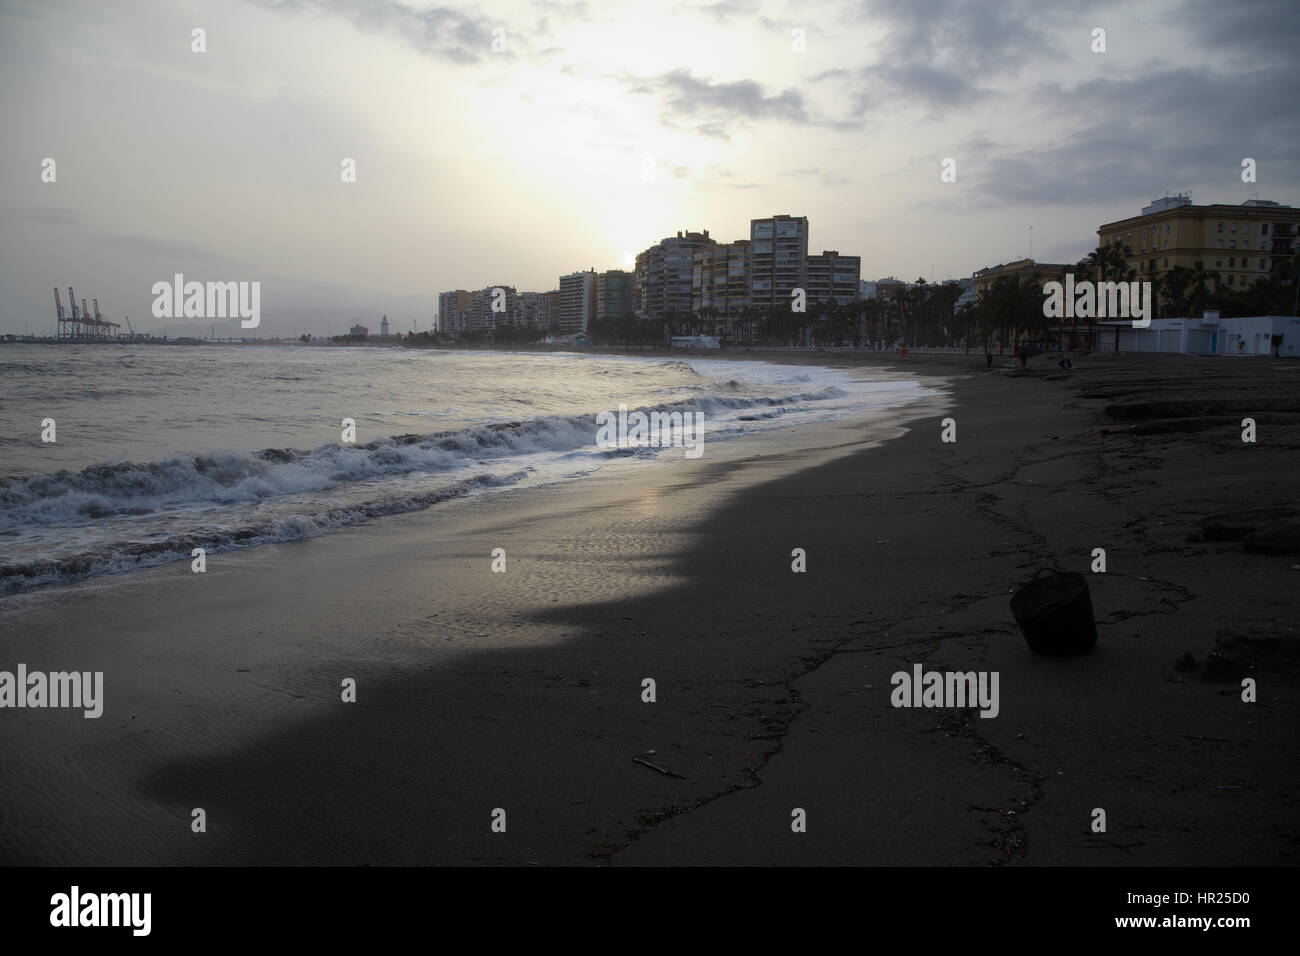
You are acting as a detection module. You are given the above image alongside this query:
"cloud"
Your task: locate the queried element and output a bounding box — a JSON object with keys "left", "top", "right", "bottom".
{"left": 960, "top": 67, "right": 1300, "bottom": 206}
{"left": 1180, "top": 0, "right": 1300, "bottom": 64}
{"left": 620, "top": 67, "right": 856, "bottom": 137}
{"left": 830, "top": 0, "right": 1060, "bottom": 116}
{"left": 96, "top": 235, "right": 242, "bottom": 266}
{"left": 255, "top": 0, "right": 498, "bottom": 64}
{"left": 678, "top": 0, "right": 762, "bottom": 21}
{"left": 4, "top": 205, "right": 80, "bottom": 227}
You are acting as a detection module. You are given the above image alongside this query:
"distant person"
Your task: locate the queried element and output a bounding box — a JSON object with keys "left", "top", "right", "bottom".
{"left": 985, "top": 352, "right": 993, "bottom": 368}
{"left": 1058, "top": 356, "right": 1073, "bottom": 370}
{"left": 1017, "top": 350, "right": 1028, "bottom": 367}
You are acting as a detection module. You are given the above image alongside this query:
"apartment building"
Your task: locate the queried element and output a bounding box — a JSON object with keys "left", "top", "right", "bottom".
{"left": 595, "top": 270, "right": 634, "bottom": 321}
{"left": 692, "top": 239, "right": 750, "bottom": 315}
{"left": 972, "top": 259, "right": 1069, "bottom": 298}
{"left": 437, "top": 289, "right": 471, "bottom": 336}
{"left": 464, "top": 285, "right": 518, "bottom": 337}
{"left": 558, "top": 270, "right": 596, "bottom": 334}
{"left": 1098, "top": 196, "right": 1300, "bottom": 292}
{"left": 634, "top": 229, "right": 713, "bottom": 320}
{"left": 805, "top": 250, "right": 862, "bottom": 307}
{"left": 749, "top": 215, "right": 808, "bottom": 311}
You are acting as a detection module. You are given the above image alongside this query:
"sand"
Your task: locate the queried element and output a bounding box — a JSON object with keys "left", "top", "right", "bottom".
{"left": 1, "top": 349, "right": 1296, "bottom": 866}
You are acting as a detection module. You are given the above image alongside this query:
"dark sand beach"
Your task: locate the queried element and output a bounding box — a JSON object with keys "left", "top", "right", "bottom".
{"left": 1, "top": 350, "right": 1296, "bottom": 866}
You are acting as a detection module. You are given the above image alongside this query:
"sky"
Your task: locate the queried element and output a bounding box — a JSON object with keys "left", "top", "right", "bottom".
{"left": 2, "top": 0, "right": 1297, "bottom": 337}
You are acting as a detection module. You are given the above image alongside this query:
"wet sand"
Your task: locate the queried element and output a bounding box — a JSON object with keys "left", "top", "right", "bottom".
{"left": 1, "top": 350, "right": 1296, "bottom": 865}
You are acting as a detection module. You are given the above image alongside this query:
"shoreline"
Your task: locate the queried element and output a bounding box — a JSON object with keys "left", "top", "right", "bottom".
{"left": 1, "top": 351, "right": 1295, "bottom": 865}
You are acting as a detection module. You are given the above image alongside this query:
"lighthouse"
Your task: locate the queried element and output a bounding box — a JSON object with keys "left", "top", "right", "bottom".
{"left": 380, "top": 315, "right": 390, "bottom": 337}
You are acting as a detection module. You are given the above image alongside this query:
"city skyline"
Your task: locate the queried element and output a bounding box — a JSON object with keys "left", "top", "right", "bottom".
{"left": 3, "top": 0, "right": 1297, "bottom": 336}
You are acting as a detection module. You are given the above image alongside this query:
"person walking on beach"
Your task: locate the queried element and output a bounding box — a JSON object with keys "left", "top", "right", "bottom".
{"left": 985, "top": 352, "right": 993, "bottom": 368}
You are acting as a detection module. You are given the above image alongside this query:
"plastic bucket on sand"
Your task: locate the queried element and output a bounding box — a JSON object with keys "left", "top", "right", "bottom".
{"left": 1010, "top": 568, "right": 1098, "bottom": 655}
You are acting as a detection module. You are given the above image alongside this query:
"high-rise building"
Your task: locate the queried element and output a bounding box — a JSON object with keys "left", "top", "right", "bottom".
{"left": 805, "top": 250, "right": 861, "bottom": 307}
{"left": 1098, "top": 196, "right": 1300, "bottom": 293}
{"left": 558, "top": 270, "right": 596, "bottom": 334}
{"left": 466, "top": 285, "right": 518, "bottom": 337}
{"left": 692, "top": 239, "right": 750, "bottom": 316}
{"left": 437, "top": 289, "right": 471, "bottom": 336}
{"left": 595, "top": 270, "right": 634, "bottom": 321}
{"left": 514, "top": 291, "right": 540, "bottom": 329}
{"left": 538, "top": 290, "right": 560, "bottom": 332}
{"left": 635, "top": 229, "right": 713, "bottom": 320}
{"left": 749, "top": 215, "right": 808, "bottom": 312}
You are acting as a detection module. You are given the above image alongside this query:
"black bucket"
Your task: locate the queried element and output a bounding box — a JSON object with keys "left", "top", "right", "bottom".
{"left": 1010, "top": 568, "right": 1098, "bottom": 655}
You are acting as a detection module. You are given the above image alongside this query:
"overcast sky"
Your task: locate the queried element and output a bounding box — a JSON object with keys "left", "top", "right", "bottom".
{"left": 2, "top": 0, "right": 1297, "bottom": 336}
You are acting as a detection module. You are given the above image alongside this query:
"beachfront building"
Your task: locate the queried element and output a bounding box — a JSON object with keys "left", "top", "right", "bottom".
{"left": 349, "top": 324, "right": 368, "bottom": 338}
{"left": 538, "top": 290, "right": 560, "bottom": 333}
{"left": 437, "top": 289, "right": 471, "bottom": 336}
{"left": 467, "top": 285, "right": 518, "bottom": 338}
{"left": 1098, "top": 196, "right": 1300, "bottom": 291}
{"left": 692, "top": 238, "right": 750, "bottom": 318}
{"left": 1094, "top": 313, "right": 1300, "bottom": 356}
{"left": 805, "top": 250, "right": 862, "bottom": 307}
{"left": 871, "top": 276, "right": 909, "bottom": 302}
{"left": 594, "top": 270, "right": 634, "bottom": 321}
{"left": 972, "top": 259, "right": 1070, "bottom": 298}
{"left": 635, "top": 229, "right": 714, "bottom": 321}
{"left": 558, "top": 269, "right": 596, "bottom": 334}
{"left": 513, "top": 291, "right": 540, "bottom": 330}
{"left": 749, "top": 215, "right": 808, "bottom": 312}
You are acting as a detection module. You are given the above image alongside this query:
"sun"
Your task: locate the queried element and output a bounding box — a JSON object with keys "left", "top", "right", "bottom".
{"left": 623, "top": 252, "right": 635, "bottom": 268}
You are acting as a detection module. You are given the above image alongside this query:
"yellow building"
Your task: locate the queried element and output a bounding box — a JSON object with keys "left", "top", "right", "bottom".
{"left": 1098, "top": 196, "right": 1300, "bottom": 293}
{"left": 972, "top": 258, "right": 1069, "bottom": 297}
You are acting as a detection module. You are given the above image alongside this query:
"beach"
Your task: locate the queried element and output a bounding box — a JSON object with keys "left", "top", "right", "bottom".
{"left": 1, "top": 349, "right": 1296, "bottom": 866}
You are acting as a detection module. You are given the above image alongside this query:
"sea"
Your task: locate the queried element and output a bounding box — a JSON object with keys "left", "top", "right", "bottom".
{"left": 0, "top": 345, "right": 935, "bottom": 594}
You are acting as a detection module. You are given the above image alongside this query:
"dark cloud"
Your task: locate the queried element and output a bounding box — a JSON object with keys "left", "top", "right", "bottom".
{"left": 1180, "top": 0, "right": 1300, "bottom": 64}
{"left": 964, "top": 67, "right": 1300, "bottom": 206}
{"left": 829, "top": 0, "right": 1065, "bottom": 115}
{"left": 621, "top": 68, "right": 857, "bottom": 138}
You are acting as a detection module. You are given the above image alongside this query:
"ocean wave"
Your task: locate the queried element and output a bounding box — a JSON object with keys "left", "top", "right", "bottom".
{"left": 0, "top": 390, "right": 845, "bottom": 529}
{"left": 0, "top": 470, "right": 528, "bottom": 594}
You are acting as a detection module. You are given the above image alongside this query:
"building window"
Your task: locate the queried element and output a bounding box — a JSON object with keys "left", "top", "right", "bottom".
{"left": 1229, "top": 258, "right": 1235, "bottom": 267}
{"left": 1166, "top": 224, "right": 1171, "bottom": 235}
{"left": 1230, "top": 240, "right": 1236, "bottom": 249}
{"left": 1216, "top": 259, "right": 1222, "bottom": 267}
{"left": 1260, "top": 260, "right": 1266, "bottom": 269}
{"left": 1262, "top": 223, "right": 1270, "bottom": 235}
{"left": 1243, "top": 224, "right": 1249, "bottom": 234}
{"left": 1217, "top": 222, "right": 1223, "bottom": 232}
{"left": 1141, "top": 228, "right": 1146, "bottom": 238}
{"left": 1217, "top": 239, "right": 1223, "bottom": 248}
{"left": 1163, "top": 258, "right": 1169, "bottom": 267}
{"left": 1231, "top": 223, "right": 1236, "bottom": 233}
{"left": 1227, "top": 275, "right": 1234, "bottom": 285}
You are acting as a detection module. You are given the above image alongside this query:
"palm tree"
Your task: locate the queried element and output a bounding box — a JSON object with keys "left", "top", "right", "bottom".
{"left": 1188, "top": 260, "right": 1220, "bottom": 316}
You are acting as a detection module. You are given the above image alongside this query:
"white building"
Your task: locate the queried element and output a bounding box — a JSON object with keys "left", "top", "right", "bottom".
{"left": 558, "top": 270, "right": 595, "bottom": 334}
{"left": 1095, "top": 313, "right": 1300, "bottom": 356}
